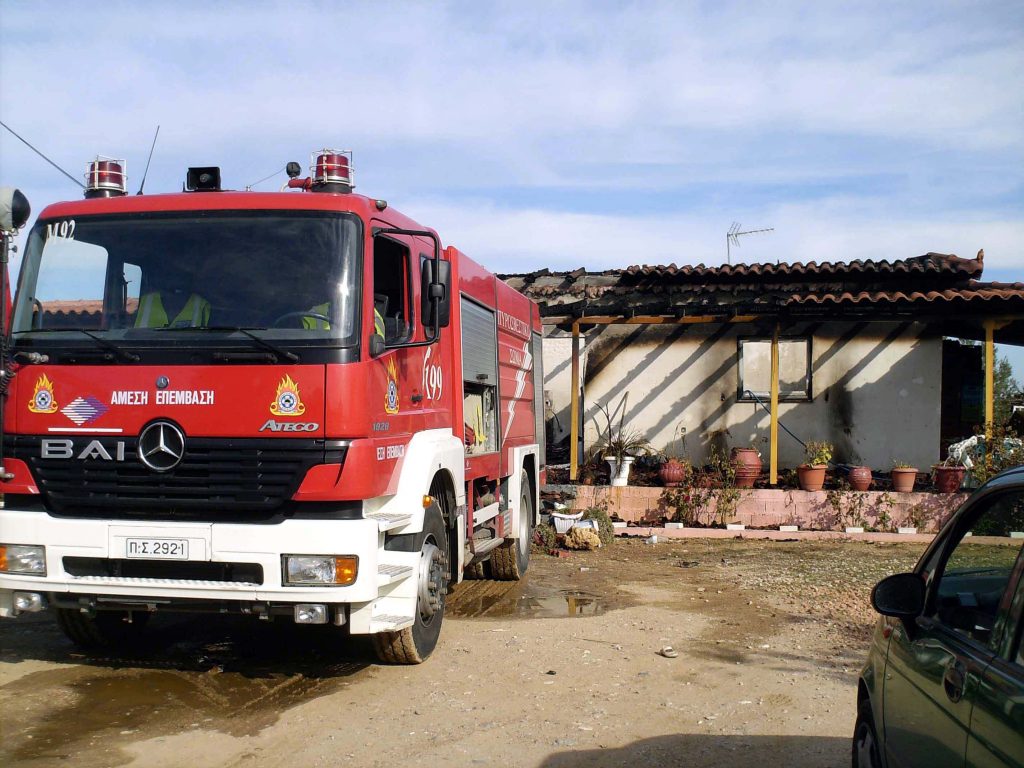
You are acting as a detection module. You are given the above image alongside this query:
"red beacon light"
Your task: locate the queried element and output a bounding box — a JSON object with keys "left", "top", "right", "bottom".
{"left": 310, "top": 149, "right": 354, "bottom": 193}
{"left": 84, "top": 156, "right": 127, "bottom": 199}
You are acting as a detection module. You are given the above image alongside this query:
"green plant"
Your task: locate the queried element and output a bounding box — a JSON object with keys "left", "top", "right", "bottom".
{"left": 581, "top": 503, "right": 615, "bottom": 546}
{"left": 968, "top": 423, "right": 1024, "bottom": 486}
{"left": 826, "top": 480, "right": 869, "bottom": 529}
{"left": 892, "top": 460, "right": 913, "bottom": 470}
{"left": 593, "top": 398, "right": 650, "bottom": 462}
{"left": 534, "top": 522, "right": 557, "bottom": 549}
{"left": 804, "top": 441, "right": 833, "bottom": 466}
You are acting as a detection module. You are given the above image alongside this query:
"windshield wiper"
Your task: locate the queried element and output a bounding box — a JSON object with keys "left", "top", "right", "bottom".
{"left": 157, "top": 326, "right": 300, "bottom": 363}
{"left": 22, "top": 328, "right": 141, "bottom": 362}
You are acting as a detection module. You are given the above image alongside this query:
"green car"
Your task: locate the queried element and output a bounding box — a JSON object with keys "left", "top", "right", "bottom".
{"left": 855, "top": 466, "right": 1024, "bottom": 767}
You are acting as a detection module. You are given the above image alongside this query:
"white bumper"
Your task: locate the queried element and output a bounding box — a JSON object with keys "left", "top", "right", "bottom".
{"left": 0, "top": 508, "right": 383, "bottom": 613}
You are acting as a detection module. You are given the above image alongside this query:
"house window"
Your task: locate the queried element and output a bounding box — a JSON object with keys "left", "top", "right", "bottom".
{"left": 738, "top": 337, "right": 812, "bottom": 402}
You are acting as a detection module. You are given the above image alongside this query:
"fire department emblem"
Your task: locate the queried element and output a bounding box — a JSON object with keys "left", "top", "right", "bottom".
{"left": 270, "top": 374, "right": 306, "bottom": 416}
{"left": 28, "top": 374, "right": 58, "bottom": 414}
{"left": 385, "top": 358, "right": 400, "bottom": 415}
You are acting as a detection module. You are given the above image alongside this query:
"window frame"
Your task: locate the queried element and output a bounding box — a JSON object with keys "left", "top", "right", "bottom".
{"left": 737, "top": 335, "right": 813, "bottom": 403}
{"left": 921, "top": 489, "right": 1024, "bottom": 657}
{"left": 371, "top": 232, "right": 414, "bottom": 345}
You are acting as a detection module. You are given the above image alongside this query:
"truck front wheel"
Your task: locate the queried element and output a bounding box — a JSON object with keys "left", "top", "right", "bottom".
{"left": 55, "top": 608, "right": 150, "bottom": 649}
{"left": 373, "top": 505, "right": 448, "bottom": 664}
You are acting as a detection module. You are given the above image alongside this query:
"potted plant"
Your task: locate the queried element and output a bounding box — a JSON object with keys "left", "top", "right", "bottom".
{"left": 603, "top": 429, "right": 649, "bottom": 486}
{"left": 798, "top": 441, "right": 832, "bottom": 491}
{"left": 932, "top": 456, "right": 967, "bottom": 494}
{"left": 658, "top": 424, "right": 689, "bottom": 487}
{"left": 730, "top": 445, "right": 762, "bottom": 488}
{"left": 891, "top": 461, "right": 919, "bottom": 493}
{"left": 847, "top": 465, "right": 873, "bottom": 492}
{"left": 594, "top": 398, "right": 649, "bottom": 487}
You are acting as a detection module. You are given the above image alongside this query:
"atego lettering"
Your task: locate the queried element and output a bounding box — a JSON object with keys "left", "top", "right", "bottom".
{"left": 259, "top": 420, "right": 319, "bottom": 433}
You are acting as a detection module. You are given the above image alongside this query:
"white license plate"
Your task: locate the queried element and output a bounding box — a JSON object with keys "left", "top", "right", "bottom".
{"left": 125, "top": 538, "right": 189, "bottom": 560}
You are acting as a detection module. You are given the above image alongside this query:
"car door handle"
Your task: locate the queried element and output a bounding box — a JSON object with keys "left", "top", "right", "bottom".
{"left": 943, "top": 659, "right": 967, "bottom": 703}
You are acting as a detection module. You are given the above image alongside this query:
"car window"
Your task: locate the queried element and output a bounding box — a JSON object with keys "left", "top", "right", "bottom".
{"left": 929, "top": 490, "right": 1024, "bottom": 649}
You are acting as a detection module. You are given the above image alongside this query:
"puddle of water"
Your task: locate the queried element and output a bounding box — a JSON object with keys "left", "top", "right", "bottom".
{"left": 0, "top": 616, "right": 369, "bottom": 765}
{"left": 447, "top": 580, "right": 622, "bottom": 619}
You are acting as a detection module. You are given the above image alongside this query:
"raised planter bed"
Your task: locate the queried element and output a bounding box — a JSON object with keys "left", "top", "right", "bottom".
{"left": 567, "top": 485, "right": 968, "bottom": 534}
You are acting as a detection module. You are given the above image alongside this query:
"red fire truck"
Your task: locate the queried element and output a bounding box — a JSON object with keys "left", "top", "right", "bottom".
{"left": 0, "top": 151, "right": 544, "bottom": 663}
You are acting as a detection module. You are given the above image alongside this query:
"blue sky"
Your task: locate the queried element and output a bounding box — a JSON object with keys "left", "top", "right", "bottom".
{"left": 2, "top": 2, "right": 1022, "bottom": 370}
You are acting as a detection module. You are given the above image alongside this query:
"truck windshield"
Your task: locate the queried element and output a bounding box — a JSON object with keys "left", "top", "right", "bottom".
{"left": 11, "top": 211, "right": 361, "bottom": 348}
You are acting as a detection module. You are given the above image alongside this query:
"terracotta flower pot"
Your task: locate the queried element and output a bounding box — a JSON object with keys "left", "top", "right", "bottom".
{"left": 659, "top": 459, "right": 688, "bottom": 487}
{"left": 932, "top": 465, "right": 966, "bottom": 493}
{"left": 731, "top": 447, "right": 762, "bottom": 488}
{"left": 848, "top": 466, "right": 872, "bottom": 492}
{"left": 891, "top": 468, "right": 918, "bottom": 493}
{"left": 797, "top": 464, "right": 827, "bottom": 491}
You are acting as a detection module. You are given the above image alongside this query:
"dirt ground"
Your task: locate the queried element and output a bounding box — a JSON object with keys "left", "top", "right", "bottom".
{"left": 0, "top": 537, "right": 928, "bottom": 768}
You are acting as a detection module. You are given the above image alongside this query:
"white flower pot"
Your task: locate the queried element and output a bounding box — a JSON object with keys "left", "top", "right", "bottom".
{"left": 610, "top": 456, "right": 635, "bottom": 487}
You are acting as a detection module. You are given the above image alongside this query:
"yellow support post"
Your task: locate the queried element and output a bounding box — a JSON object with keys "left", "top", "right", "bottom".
{"left": 985, "top": 320, "right": 995, "bottom": 443}
{"left": 770, "top": 324, "right": 780, "bottom": 485}
{"left": 569, "top": 321, "right": 581, "bottom": 481}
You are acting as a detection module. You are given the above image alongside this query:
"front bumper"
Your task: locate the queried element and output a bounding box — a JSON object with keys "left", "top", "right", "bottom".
{"left": 0, "top": 508, "right": 382, "bottom": 615}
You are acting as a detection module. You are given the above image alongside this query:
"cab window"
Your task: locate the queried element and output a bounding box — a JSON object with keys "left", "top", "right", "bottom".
{"left": 373, "top": 234, "right": 412, "bottom": 344}
{"left": 928, "top": 491, "right": 1024, "bottom": 648}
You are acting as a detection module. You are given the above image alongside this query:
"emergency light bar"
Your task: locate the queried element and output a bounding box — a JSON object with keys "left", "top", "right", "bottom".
{"left": 84, "top": 157, "right": 127, "bottom": 199}
{"left": 311, "top": 149, "right": 354, "bottom": 193}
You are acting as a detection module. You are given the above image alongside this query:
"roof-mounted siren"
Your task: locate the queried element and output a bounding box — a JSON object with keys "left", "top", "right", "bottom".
{"left": 310, "top": 149, "right": 354, "bottom": 194}
{"left": 84, "top": 156, "right": 127, "bottom": 199}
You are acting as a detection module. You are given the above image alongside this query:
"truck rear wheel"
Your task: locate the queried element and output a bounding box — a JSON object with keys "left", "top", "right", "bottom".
{"left": 491, "top": 469, "right": 532, "bottom": 581}
{"left": 55, "top": 608, "right": 150, "bottom": 649}
{"left": 373, "top": 505, "right": 448, "bottom": 664}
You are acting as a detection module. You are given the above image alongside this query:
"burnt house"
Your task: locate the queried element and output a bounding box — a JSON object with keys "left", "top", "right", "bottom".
{"left": 502, "top": 251, "right": 1024, "bottom": 479}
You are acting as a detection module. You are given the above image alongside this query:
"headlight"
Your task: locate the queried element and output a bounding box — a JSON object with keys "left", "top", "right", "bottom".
{"left": 283, "top": 555, "right": 357, "bottom": 586}
{"left": 0, "top": 544, "right": 47, "bottom": 575}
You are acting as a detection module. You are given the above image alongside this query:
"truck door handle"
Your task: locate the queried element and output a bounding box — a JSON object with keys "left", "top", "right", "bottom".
{"left": 943, "top": 659, "right": 967, "bottom": 703}
{"left": 411, "top": 393, "right": 424, "bottom": 403}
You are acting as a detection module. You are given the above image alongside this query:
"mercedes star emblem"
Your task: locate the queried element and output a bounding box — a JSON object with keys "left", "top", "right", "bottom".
{"left": 137, "top": 421, "right": 185, "bottom": 472}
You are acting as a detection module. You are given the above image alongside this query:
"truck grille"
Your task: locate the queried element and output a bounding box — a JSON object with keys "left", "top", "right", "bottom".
{"left": 63, "top": 557, "right": 264, "bottom": 585}
{"left": 5, "top": 435, "right": 345, "bottom": 521}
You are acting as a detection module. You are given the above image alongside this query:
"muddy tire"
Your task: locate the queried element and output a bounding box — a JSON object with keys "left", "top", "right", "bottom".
{"left": 373, "top": 505, "right": 448, "bottom": 664}
{"left": 491, "top": 469, "right": 532, "bottom": 581}
{"left": 56, "top": 608, "right": 150, "bottom": 649}
{"left": 463, "top": 559, "right": 490, "bottom": 579}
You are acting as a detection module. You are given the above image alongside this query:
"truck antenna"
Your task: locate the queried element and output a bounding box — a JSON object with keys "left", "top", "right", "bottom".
{"left": 245, "top": 166, "right": 286, "bottom": 191}
{"left": 136, "top": 125, "right": 161, "bottom": 195}
{"left": 0, "top": 119, "right": 84, "bottom": 189}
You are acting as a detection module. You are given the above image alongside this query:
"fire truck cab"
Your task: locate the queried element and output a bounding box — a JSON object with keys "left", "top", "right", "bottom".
{"left": 0, "top": 151, "right": 544, "bottom": 663}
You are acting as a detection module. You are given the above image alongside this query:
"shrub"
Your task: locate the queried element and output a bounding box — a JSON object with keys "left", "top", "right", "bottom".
{"left": 581, "top": 504, "right": 615, "bottom": 546}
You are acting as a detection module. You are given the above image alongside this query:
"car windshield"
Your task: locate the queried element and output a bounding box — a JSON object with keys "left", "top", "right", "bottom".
{"left": 11, "top": 210, "right": 361, "bottom": 347}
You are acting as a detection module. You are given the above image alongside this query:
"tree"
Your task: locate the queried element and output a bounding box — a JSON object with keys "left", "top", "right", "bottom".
{"left": 994, "top": 353, "right": 1021, "bottom": 427}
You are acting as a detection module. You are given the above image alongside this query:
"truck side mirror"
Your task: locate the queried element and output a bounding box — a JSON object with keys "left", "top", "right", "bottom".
{"left": 369, "top": 333, "right": 386, "bottom": 358}
{"left": 421, "top": 259, "right": 451, "bottom": 329}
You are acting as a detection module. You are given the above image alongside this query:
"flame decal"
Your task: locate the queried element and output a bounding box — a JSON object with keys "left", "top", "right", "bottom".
{"left": 28, "top": 374, "right": 58, "bottom": 414}
{"left": 270, "top": 374, "right": 306, "bottom": 416}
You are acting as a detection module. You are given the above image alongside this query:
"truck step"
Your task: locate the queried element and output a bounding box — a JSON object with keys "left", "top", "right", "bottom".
{"left": 377, "top": 563, "right": 414, "bottom": 586}
{"left": 365, "top": 511, "right": 413, "bottom": 531}
{"left": 370, "top": 614, "right": 415, "bottom": 633}
{"left": 469, "top": 535, "right": 505, "bottom": 559}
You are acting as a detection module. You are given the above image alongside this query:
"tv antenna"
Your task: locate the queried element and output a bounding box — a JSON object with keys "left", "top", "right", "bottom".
{"left": 726, "top": 222, "right": 774, "bottom": 264}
